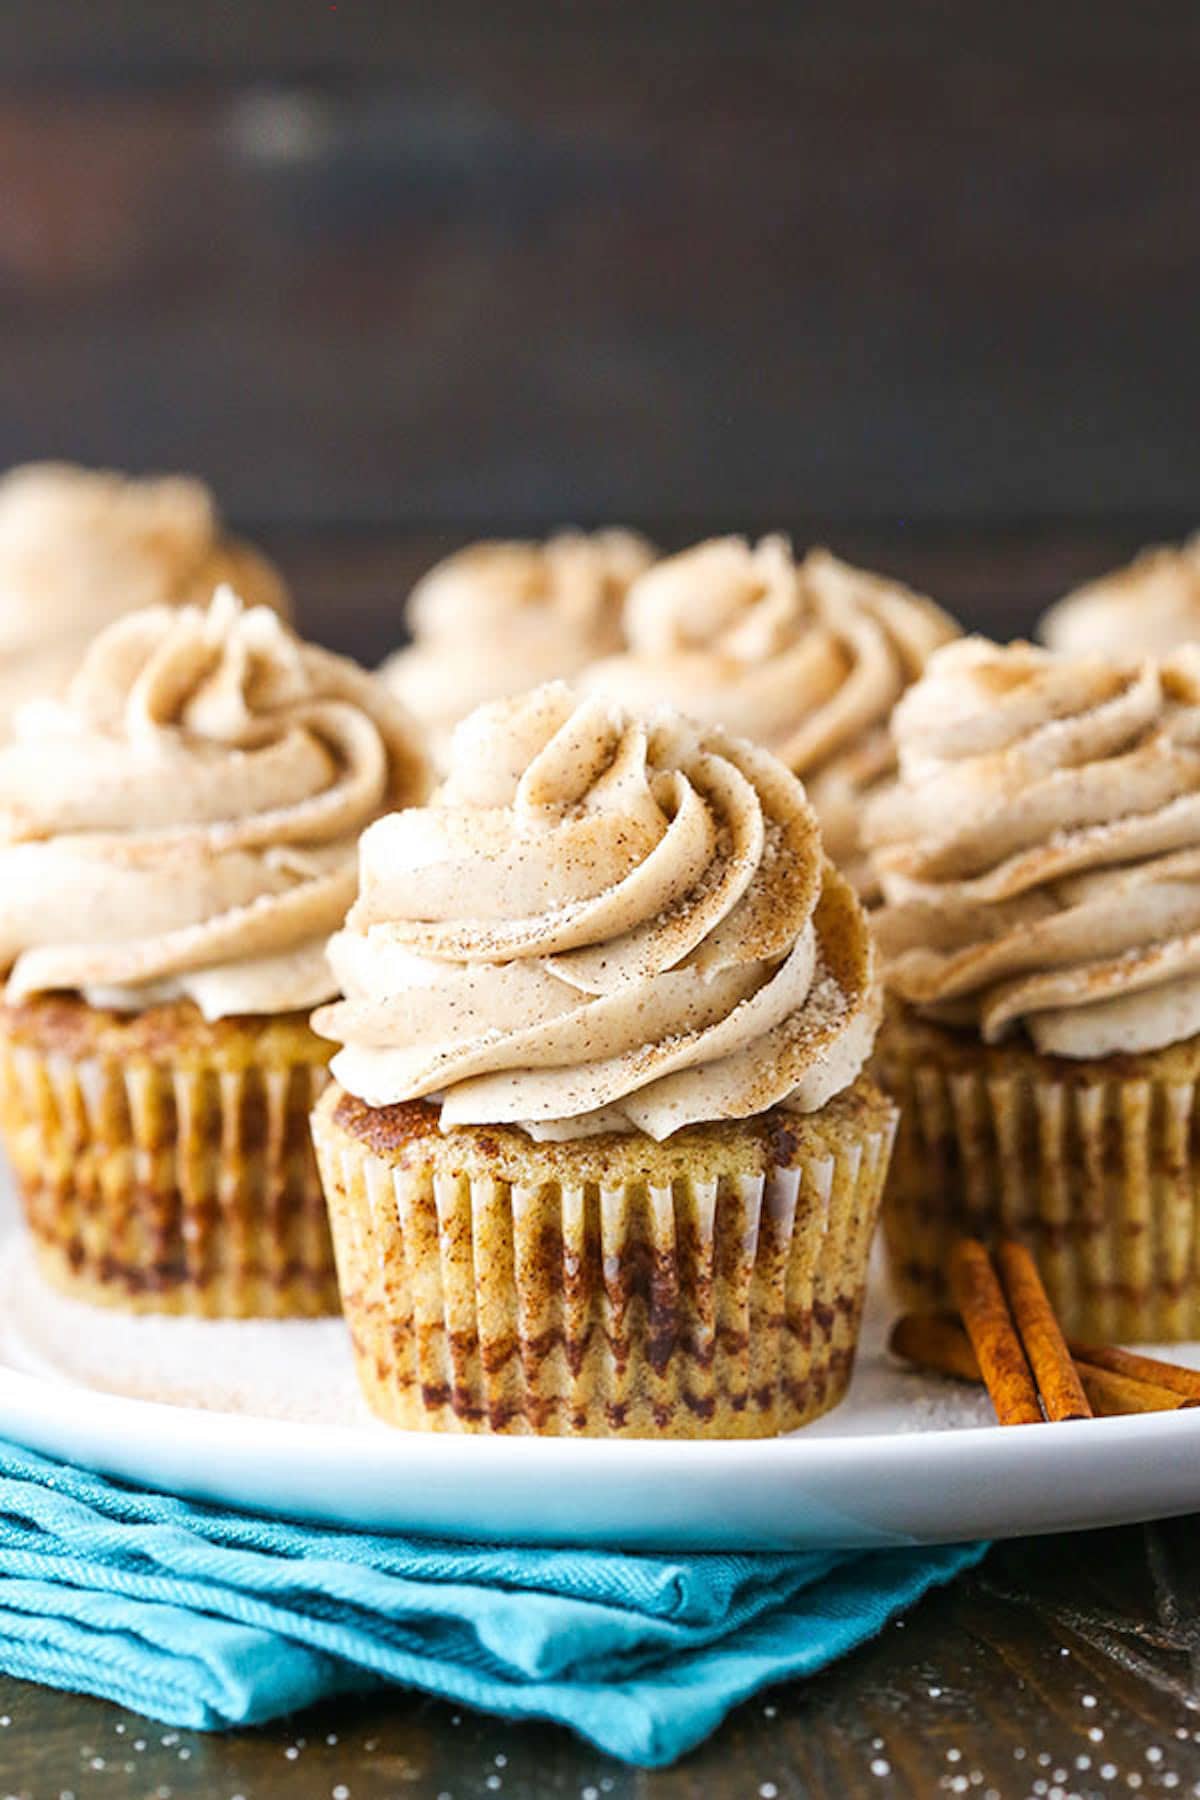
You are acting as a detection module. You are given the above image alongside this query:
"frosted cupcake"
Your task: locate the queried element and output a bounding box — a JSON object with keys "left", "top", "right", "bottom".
{"left": 0, "top": 588, "right": 429, "bottom": 1316}
{"left": 583, "top": 536, "right": 958, "bottom": 894}
{"left": 380, "top": 529, "right": 654, "bottom": 764}
{"left": 311, "top": 681, "right": 896, "bottom": 1438}
{"left": 0, "top": 462, "right": 288, "bottom": 728}
{"left": 1040, "top": 534, "right": 1200, "bottom": 659}
{"left": 866, "top": 635, "right": 1200, "bottom": 1340}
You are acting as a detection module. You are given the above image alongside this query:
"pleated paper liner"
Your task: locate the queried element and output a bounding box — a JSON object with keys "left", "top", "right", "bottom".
{"left": 877, "top": 1005, "right": 1200, "bottom": 1342}
{"left": 312, "top": 1079, "right": 898, "bottom": 1439}
{"left": 0, "top": 996, "right": 339, "bottom": 1318}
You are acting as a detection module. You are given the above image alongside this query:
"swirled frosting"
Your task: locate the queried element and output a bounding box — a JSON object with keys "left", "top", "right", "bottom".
{"left": 380, "top": 529, "right": 655, "bottom": 762}
{"left": 314, "top": 681, "right": 881, "bottom": 1141}
{"left": 0, "top": 587, "right": 430, "bottom": 1019}
{"left": 0, "top": 462, "right": 289, "bottom": 727}
{"left": 1040, "top": 534, "right": 1200, "bottom": 658}
{"left": 582, "top": 536, "right": 958, "bottom": 891}
{"left": 866, "top": 635, "right": 1200, "bottom": 1057}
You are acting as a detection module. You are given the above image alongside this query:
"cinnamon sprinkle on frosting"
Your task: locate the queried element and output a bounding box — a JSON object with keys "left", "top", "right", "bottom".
{"left": 315, "top": 680, "right": 881, "bottom": 1139}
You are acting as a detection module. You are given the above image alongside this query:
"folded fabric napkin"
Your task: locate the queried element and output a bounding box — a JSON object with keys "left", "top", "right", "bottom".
{"left": 0, "top": 1439, "right": 986, "bottom": 1767}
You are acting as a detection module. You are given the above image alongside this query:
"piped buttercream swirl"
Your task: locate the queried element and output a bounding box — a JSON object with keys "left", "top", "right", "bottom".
{"left": 1040, "top": 534, "right": 1200, "bottom": 658}
{"left": 866, "top": 635, "right": 1200, "bottom": 1057}
{"left": 314, "top": 681, "right": 881, "bottom": 1140}
{"left": 0, "top": 462, "right": 288, "bottom": 726}
{"left": 381, "top": 529, "right": 655, "bottom": 762}
{"left": 583, "top": 536, "right": 958, "bottom": 891}
{"left": 0, "top": 588, "right": 430, "bottom": 1018}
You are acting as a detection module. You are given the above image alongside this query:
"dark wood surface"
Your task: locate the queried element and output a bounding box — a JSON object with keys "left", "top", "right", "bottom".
{"left": 1, "top": 1, "right": 1198, "bottom": 532}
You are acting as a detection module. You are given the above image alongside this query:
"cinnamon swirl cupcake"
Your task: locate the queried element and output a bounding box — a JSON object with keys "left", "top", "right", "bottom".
{"left": 0, "top": 587, "right": 429, "bottom": 1316}
{"left": 866, "top": 635, "right": 1200, "bottom": 1340}
{"left": 0, "top": 462, "right": 288, "bottom": 729}
{"left": 583, "top": 536, "right": 958, "bottom": 896}
{"left": 380, "top": 529, "right": 654, "bottom": 766}
{"left": 1040, "top": 534, "right": 1200, "bottom": 659}
{"left": 311, "top": 681, "right": 896, "bottom": 1437}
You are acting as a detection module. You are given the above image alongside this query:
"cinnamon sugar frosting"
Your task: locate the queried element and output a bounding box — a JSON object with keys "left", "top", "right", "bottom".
{"left": 314, "top": 681, "right": 881, "bottom": 1140}
{"left": 381, "top": 529, "right": 655, "bottom": 761}
{"left": 0, "top": 463, "right": 288, "bottom": 725}
{"left": 0, "top": 588, "right": 429, "bottom": 1019}
{"left": 582, "top": 536, "right": 958, "bottom": 891}
{"left": 1040, "top": 534, "right": 1200, "bottom": 658}
{"left": 866, "top": 636, "right": 1200, "bottom": 1057}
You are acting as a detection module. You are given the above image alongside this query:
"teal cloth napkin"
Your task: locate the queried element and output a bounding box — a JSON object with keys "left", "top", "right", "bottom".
{"left": 0, "top": 1440, "right": 986, "bottom": 1767}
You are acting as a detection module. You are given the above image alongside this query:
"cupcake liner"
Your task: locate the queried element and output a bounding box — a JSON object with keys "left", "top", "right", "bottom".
{"left": 0, "top": 1005, "right": 338, "bottom": 1318}
{"left": 878, "top": 1010, "right": 1200, "bottom": 1341}
{"left": 312, "top": 1082, "right": 897, "bottom": 1439}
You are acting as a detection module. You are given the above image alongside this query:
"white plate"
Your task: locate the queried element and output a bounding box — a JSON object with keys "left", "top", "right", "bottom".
{"left": 3, "top": 1178, "right": 1200, "bottom": 1550}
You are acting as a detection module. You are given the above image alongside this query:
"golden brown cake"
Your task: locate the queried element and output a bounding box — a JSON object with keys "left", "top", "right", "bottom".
{"left": 866, "top": 635, "right": 1200, "bottom": 1339}
{"left": 0, "top": 462, "right": 289, "bottom": 728}
{"left": 583, "top": 536, "right": 959, "bottom": 896}
{"left": 380, "top": 528, "right": 655, "bottom": 766}
{"left": 0, "top": 588, "right": 430, "bottom": 1316}
{"left": 315, "top": 1082, "right": 894, "bottom": 1438}
{"left": 312, "top": 681, "right": 896, "bottom": 1437}
{"left": 0, "top": 996, "right": 333, "bottom": 1316}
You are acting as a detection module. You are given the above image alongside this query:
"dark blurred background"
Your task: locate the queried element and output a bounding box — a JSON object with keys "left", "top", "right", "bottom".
{"left": 3, "top": 0, "right": 1198, "bottom": 656}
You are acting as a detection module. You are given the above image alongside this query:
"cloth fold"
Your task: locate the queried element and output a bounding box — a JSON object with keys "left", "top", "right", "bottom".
{"left": 0, "top": 1440, "right": 986, "bottom": 1766}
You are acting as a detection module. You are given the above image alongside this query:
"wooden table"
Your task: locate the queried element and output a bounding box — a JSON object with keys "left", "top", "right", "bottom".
{"left": 3, "top": 527, "right": 1197, "bottom": 1800}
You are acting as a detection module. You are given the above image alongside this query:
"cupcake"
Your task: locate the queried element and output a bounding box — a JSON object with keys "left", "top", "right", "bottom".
{"left": 0, "top": 462, "right": 289, "bottom": 729}
{"left": 311, "top": 681, "right": 896, "bottom": 1437}
{"left": 583, "top": 536, "right": 958, "bottom": 895}
{"left": 0, "top": 587, "right": 429, "bottom": 1316}
{"left": 1040, "top": 533, "right": 1200, "bottom": 658}
{"left": 380, "top": 529, "right": 654, "bottom": 765}
{"left": 866, "top": 635, "right": 1200, "bottom": 1340}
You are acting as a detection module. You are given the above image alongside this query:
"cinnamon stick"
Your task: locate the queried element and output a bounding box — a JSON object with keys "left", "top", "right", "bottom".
{"left": 995, "top": 1240, "right": 1092, "bottom": 1421}
{"left": 1076, "top": 1362, "right": 1200, "bottom": 1417}
{"left": 1067, "top": 1340, "right": 1200, "bottom": 1403}
{"left": 947, "top": 1239, "right": 1042, "bottom": 1425}
{"left": 890, "top": 1312, "right": 1199, "bottom": 1415}
{"left": 889, "top": 1311, "right": 980, "bottom": 1383}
